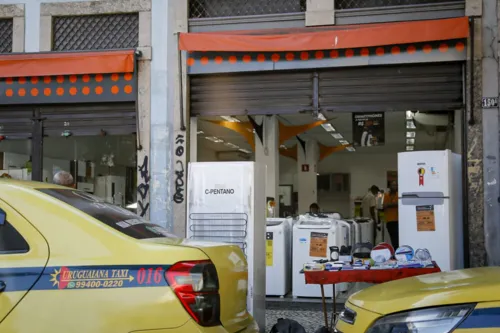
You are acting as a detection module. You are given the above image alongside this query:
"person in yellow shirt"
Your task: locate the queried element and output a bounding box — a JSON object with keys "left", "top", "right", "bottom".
{"left": 384, "top": 181, "right": 399, "bottom": 249}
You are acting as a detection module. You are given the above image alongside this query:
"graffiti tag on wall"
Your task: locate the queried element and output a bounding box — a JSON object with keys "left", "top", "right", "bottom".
{"left": 173, "top": 134, "right": 185, "bottom": 204}
{"left": 137, "top": 155, "right": 150, "bottom": 217}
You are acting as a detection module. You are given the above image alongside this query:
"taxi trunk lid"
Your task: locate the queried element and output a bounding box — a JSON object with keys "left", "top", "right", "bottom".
{"left": 146, "top": 238, "right": 253, "bottom": 333}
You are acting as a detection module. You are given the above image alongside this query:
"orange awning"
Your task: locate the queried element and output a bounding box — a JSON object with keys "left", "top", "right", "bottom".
{"left": 179, "top": 17, "right": 469, "bottom": 52}
{"left": 0, "top": 49, "right": 135, "bottom": 78}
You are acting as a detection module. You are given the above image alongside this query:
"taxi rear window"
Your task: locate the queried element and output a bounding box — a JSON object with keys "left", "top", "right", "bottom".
{"left": 37, "top": 189, "right": 178, "bottom": 240}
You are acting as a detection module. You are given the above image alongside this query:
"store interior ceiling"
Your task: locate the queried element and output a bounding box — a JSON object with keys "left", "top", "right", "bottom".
{"left": 197, "top": 111, "right": 455, "bottom": 159}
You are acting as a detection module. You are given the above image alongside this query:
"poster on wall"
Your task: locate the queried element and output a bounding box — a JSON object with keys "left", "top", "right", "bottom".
{"left": 352, "top": 113, "right": 385, "bottom": 147}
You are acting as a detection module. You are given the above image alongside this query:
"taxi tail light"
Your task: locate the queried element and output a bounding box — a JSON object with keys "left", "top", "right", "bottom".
{"left": 165, "top": 260, "right": 221, "bottom": 327}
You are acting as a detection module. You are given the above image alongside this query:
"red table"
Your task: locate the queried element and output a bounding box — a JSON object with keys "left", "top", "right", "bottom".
{"left": 304, "top": 263, "right": 441, "bottom": 329}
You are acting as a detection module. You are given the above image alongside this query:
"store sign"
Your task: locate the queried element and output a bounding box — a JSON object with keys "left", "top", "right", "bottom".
{"left": 482, "top": 97, "right": 498, "bottom": 108}
{"left": 352, "top": 113, "right": 385, "bottom": 147}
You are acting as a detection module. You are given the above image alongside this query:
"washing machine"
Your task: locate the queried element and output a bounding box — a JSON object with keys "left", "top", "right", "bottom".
{"left": 346, "top": 218, "right": 375, "bottom": 244}
{"left": 266, "top": 218, "right": 292, "bottom": 296}
{"left": 292, "top": 218, "right": 349, "bottom": 298}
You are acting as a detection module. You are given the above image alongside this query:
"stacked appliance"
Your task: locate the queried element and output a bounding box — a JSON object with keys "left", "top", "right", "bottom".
{"left": 266, "top": 218, "right": 293, "bottom": 297}
{"left": 398, "top": 150, "right": 463, "bottom": 271}
{"left": 292, "top": 216, "right": 350, "bottom": 298}
{"left": 186, "top": 162, "right": 266, "bottom": 330}
{"left": 344, "top": 218, "right": 375, "bottom": 245}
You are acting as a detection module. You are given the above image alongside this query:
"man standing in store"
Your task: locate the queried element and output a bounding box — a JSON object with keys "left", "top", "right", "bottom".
{"left": 360, "top": 185, "right": 379, "bottom": 223}
{"left": 384, "top": 181, "right": 399, "bottom": 249}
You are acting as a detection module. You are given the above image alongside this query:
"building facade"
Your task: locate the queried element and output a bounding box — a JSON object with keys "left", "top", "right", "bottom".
{"left": 0, "top": 0, "right": 498, "bottom": 268}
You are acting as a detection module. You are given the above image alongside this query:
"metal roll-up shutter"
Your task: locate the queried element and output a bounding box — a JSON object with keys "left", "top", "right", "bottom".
{"left": 319, "top": 63, "right": 463, "bottom": 112}
{"left": 0, "top": 109, "right": 34, "bottom": 139}
{"left": 190, "top": 71, "right": 313, "bottom": 116}
{"left": 41, "top": 103, "right": 136, "bottom": 137}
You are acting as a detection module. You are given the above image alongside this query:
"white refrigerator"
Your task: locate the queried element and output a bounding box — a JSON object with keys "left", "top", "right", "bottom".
{"left": 398, "top": 150, "right": 463, "bottom": 271}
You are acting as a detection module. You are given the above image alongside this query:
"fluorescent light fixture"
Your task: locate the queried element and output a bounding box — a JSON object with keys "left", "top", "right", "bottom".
{"left": 406, "top": 111, "right": 414, "bottom": 120}
{"left": 280, "top": 145, "right": 287, "bottom": 149}
{"left": 339, "top": 140, "right": 350, "bottom": 145}
{"left": 239, "top": 148, "right": 252, "bottom": 154}
{"left": 205, "top": 136, "right": 224, "bottom": 143}
{"left": 197, "top": 130, "right": 204, "bottom": 135}
{"left": 406, "top": 145, "right": 415, "bottom": 151}
{"left": 406, "top": 120, "right": 416, "bottom": 129}
{"left": 126, "top": 202, "right": 138, "bottom": 209}
{"left": 406, "top": 132, "right": 416, "bottom": 138}
{"left": 224, "top": 142, "right": 240, "bottom": 149}
{"left": 220, "top": 116, "right": 240, "bottom": 122}
{"left": 332, "top": 133, "right": 344, "bottom": 139}
{"left": 317, "top": 173, "right": 320, "bottom": 176}
{"left": 406, "top": 138, "right": 415, "bottom": 145}
{"left": 346, "top": 146, "right": 356, "bottom": 152}
{"left": 316, "top": 112, "right": 327, "bottom": 121}
{"left": 321, "top": 123, "right": 336, "bottom": 132}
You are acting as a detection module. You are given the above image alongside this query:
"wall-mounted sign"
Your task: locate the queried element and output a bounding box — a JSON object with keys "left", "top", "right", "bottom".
{"left": 482, "top": 97, "right": 498, "bottom": 108}
{"left": 301, "top": 164, "right": 309, "bottom": 172}
{"left": 352, "top": 113, "right": 385, "bottom": 147}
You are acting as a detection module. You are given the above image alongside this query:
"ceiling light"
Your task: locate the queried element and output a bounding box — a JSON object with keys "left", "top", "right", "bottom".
{"left": 406, "top": 146, "right": 415, "bottom": 151}
{"left": 346, "top": 146, "right": 356, "bottom": 152}
{"left": 406, "top": 120, "right": 416, "bottom": 129}
{"left": 239, "top": 148, "right": 251, "bottom": 154}
{"left": 316, "top": 112, "right": 327, "bottom": 121}
{"left": 321, "top": 123, "right": 336, "bottom": 132}
{"left": 220, "top": 116, "right": 240, "bottom": 122}
{"left": 224, "top": 142, "right": 240, "bottom": 149}
{"left": 205, "top": 136, "right": 224, "bottom": 143}
{"left": 406, "top": 111, "right": 414, "bottom": 120}
{"left": 406, "top": 132, "right": 416, "bottom": 138}
{"left": 317, "top": 173, "right": 320, "bottom": 176}
{"left": 339, "top": 140, "right": 349, "bottom": 145}
{"left": 332, "top": 133, "right": 343, "bottom": 140}
{"left": 280, "top": 145, "right": 287, "bottom": 149}
{"left": 406, "top": 139, "right": 415, "bottom": 145}
{"left": 197, "top": 130, "right": 204, "bottom": 135}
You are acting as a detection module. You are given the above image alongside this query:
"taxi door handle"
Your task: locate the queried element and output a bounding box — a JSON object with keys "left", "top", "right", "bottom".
{"left": 0, "top": 281, "right": 6, "bottom": 292}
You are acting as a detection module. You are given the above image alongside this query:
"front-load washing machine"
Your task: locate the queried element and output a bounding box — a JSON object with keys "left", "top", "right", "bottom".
{"left": 292, "top": 218, "right": 349, "bottom": 298}
{"left": 266, "top": 218, "right": 292, "bottom": 296}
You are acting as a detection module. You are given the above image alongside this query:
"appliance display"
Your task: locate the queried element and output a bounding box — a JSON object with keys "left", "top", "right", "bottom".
{"left": 266, "top": 218, "right": 292, "bottom": 297}
{"left": 292, "top": 218, "right": 349, "bottom": 298}
{"left": 186, "top": 162, "right": 266, "bottom": 330}
{"left": 398, "top": 150, "right": 463, "bottom": 271}
{"left": 345, "top": 218, "right": 375, "bottom": 245}
{"left": 94, "top": 175, "right": 126, "bottom": 206}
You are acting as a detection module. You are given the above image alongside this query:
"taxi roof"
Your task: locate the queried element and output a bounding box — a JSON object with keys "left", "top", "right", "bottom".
{"left": 0, "top": 179, "right": 68, "bottom": 190}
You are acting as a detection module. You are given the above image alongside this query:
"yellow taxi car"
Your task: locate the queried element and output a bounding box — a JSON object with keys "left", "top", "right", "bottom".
{"left": 335, "top": 267, "right": 500, "bottom": 332}
{"left": 0, "top": 180, "right": 259, "bottom": 333}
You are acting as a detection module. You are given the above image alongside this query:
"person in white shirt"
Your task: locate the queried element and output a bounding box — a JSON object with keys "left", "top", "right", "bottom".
{"left": 360, "top": 185, "right": 379, "bottom": 223}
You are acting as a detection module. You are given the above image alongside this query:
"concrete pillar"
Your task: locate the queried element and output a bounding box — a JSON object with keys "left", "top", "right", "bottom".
{"left": 255, "top": 115, "right": 279, "bottom": 216}
{"left": 306, "top": 0, "right": 335, "bottom": 27}
{"left": 480, "top": 0, "right": 499, "bottom": 266}
{"left": 136, "top": 10, "right": 152, "bottom": 220}
{"left": 150, "top": 0, "right": 174, "bottom": 230}
{"left": 297, "top": 139, "right": 319, "bottom": 214}
{"left": 464, "top": 0, "right": 486, "bottom": 267}
{"left": 171, "top": 0, "right": 189, "bottom": 237}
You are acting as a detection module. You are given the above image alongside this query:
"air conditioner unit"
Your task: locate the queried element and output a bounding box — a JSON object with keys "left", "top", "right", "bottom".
{"left": 216, "top": 151, "right": 251, "bottom": 161}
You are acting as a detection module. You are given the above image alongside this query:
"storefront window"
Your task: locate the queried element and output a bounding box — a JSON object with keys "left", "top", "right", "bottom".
{"left": 0, "top": 139, "right": 32, "bottom": 181}
{"left": 42, "top": 135, "right": 137, "bottom": 208}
